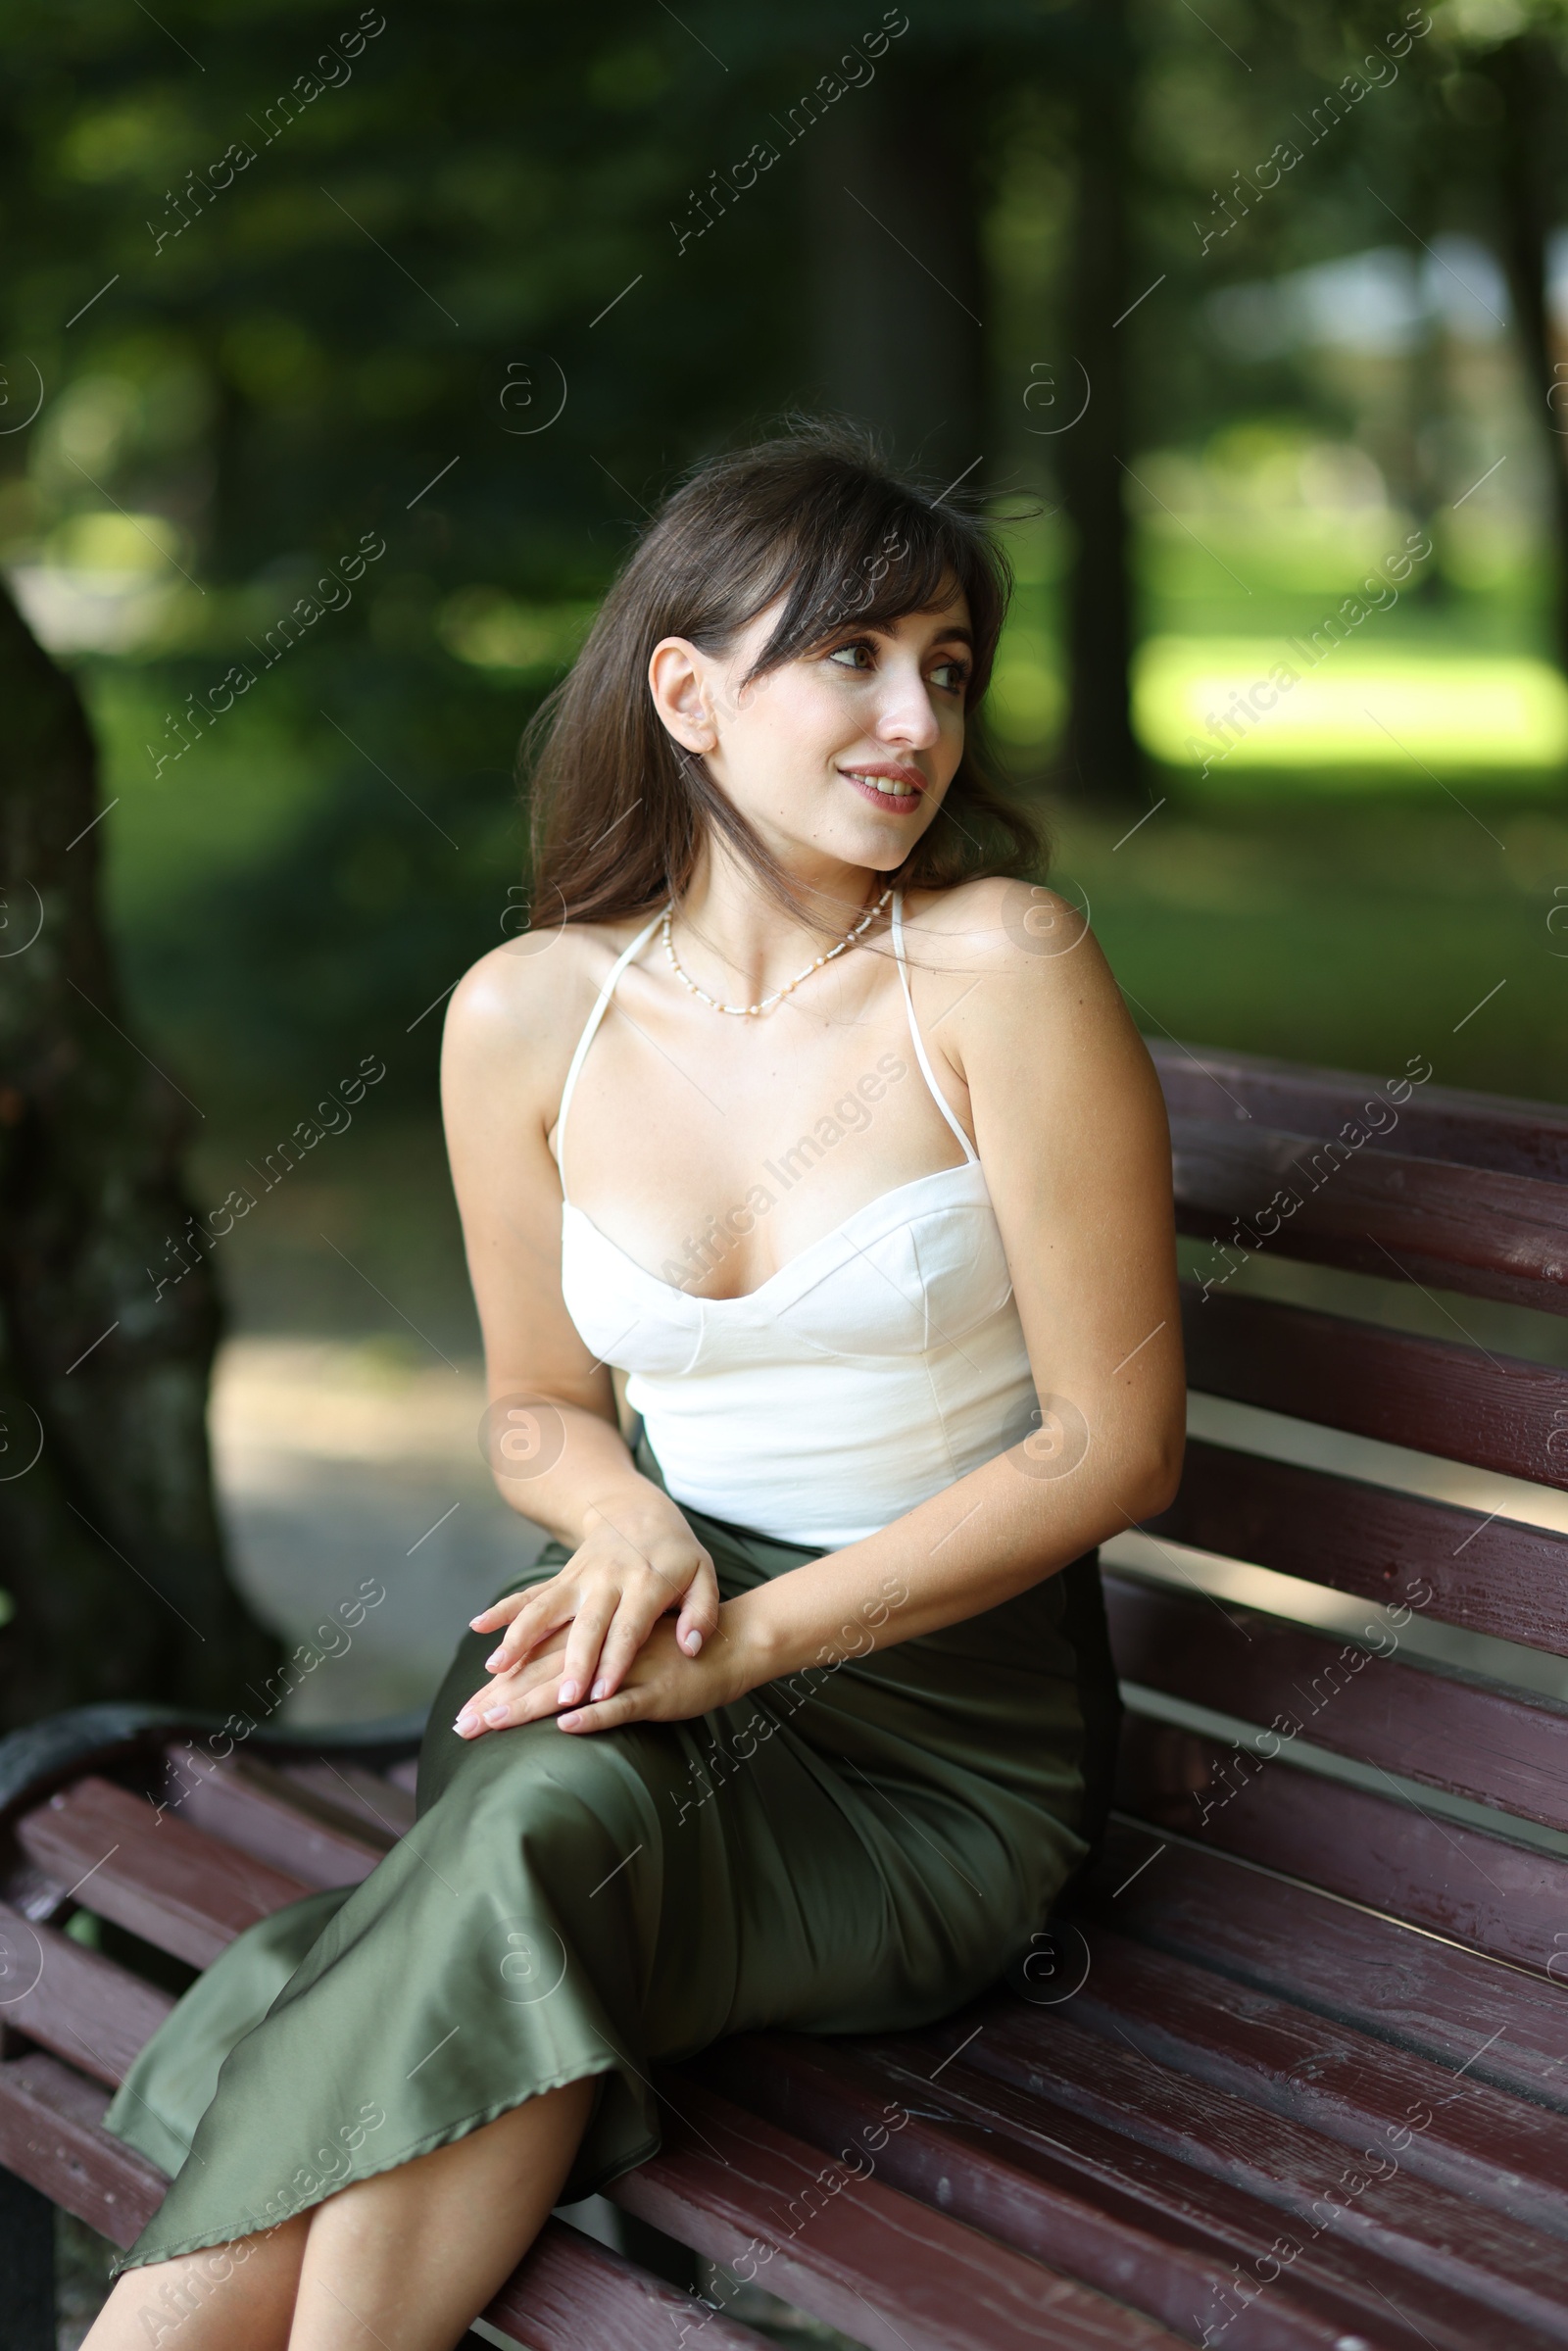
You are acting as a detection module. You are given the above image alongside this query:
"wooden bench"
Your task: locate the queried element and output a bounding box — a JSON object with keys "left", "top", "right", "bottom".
{"left": 4, "top": 1044, "right": 1568, "bottom": 2351}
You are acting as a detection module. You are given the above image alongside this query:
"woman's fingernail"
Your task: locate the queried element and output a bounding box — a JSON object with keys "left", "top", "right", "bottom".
{"left": 482, "top": 1705, "right": 510, "bottom": 1727}
{"left": 485, "top": 1648, "right": 507, "bottom": 1671}
{"left": 683, "top": 1630, "right": 703, "bottom": 1655}
{"left": 454, "top": 1713, "right": 475, "bottom": 1736}
{"left": 590, "top": 1678, "right": 610, "bottom": 1701}
{"left": 557, "top": 1680, "right": 578, "bottom": 1706}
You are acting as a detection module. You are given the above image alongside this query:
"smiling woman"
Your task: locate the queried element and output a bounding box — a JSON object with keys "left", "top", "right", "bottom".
{"left": 521, "top": 421, "right": 1035, "bottom": 931}
{"left": 91, "top": 425, "right": 1184, "bottom": 2351}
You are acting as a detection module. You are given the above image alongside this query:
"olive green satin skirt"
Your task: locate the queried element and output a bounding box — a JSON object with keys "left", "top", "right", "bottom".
{"left": 106, "top": 1466, "right": 1120, "bottom": 2269}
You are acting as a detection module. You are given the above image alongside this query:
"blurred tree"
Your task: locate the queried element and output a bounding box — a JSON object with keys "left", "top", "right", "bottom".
{"left": 0, "top": 577, "right": 279, "bottom": 1726}
{"left": 1059, "top": 0, "right": 1141, "bottom": 805}
{"left": 1476, "top": 16, "right": 1568, "bottom": 675}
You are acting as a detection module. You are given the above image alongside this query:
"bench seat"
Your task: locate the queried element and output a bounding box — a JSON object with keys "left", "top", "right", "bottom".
{"left": 4, "top": 1044, "right": 1566, "bottom": 2350}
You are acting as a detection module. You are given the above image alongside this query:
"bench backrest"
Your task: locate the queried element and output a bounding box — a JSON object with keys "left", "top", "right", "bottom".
{"left": 1105, "top": 1044, "right": 1568, "bottom": 1980}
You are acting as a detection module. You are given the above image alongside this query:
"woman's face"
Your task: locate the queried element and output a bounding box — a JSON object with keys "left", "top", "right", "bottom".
{"left": 648, "top": 587, "right": 974, "bottom": 879}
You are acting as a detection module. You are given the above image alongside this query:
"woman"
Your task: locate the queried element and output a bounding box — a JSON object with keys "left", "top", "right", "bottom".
{"left": 91, "top": 427, "right": 1183, "bottom": 2350}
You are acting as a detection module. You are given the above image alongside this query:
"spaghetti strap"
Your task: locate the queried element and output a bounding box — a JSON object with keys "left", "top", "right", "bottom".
{"left": 556, "top": 910, "right": 663, "bottom": 1203}
{"left": 891, "top": 889, "right": 979, "bottom": 1164}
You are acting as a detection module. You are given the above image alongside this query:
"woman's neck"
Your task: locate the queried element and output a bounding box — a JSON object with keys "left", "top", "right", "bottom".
{"left": 670, "top": 843, "right": 888, "bottom": 1008}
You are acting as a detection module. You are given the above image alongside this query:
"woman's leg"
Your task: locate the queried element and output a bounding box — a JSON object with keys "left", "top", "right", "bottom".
{"left": 82, "top": 2076, "right": 595, "bottom": 2351}
{"left": 83, "top": 2214, "right": 311, "bottom": 2350}
{"left": 288, "top": 2076, "right": 596, "bottom": 2351}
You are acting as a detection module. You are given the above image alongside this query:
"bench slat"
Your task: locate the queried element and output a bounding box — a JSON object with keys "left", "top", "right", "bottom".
{"left": 15, "top": 1777, "right": 312, "bottom": 1967}
{"left": 278, "top": 1759, "right": 417, "bottom": 1840}
{"left": 1149, "top": 1438, "right": 1568, "bottom": 1654}
{"left": 1171, "top": 1116, "right": 1568, "bottom": 1314}
{"left": 1116, "top": 1718, "right": 1568, "bottom": 1974}
{"left": 1066, "top": 1925, "right": 1568, "bottom": 2239}
{"left": 694, "top": 2033, "right": 1474, "bottom": 2351}
{"left": 1104, "top": 1573, "right": 1568, "bottom": 1831}
{"left": 1182, "top": 1287, "right": 1568, "bottom": 1490}
{"left": 0, "top": 2051, "right": 165, "bottom": 2247}
{"left": 1088, "top": 1826, "right": 1568, "bottom": 2115}
{"left": 610, "top": 2077, "right": 1188, "bottom": 2351}
{"left": 0, "top": 2058, "right": 778, "bottom": 2350}
{"left": 1152, "top": 1047, "right": 1568, "bottom": 1184}
{"left": 0, "top": 1899, "right": 172, "bottom": 2084}
{"left": 902, "top": 2009, "right": 1568, "bottom": 2342}
{"left": 161, "top": 1747, "right": 390, "bottom": 1887}
{"left": 482, "top": 2216, "right": 777, "bottom": 2351}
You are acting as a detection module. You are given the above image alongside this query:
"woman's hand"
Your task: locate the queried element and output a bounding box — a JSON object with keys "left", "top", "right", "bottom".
{"left": 466, "top": 1494, "right": 719, "bottom": 1714}
{"left": 454, "top": 1613, "right": 750, "bottom": 1739}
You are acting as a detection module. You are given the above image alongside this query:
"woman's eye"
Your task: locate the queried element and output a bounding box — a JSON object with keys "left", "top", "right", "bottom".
{"left": 930, "top": 660, "right": 969, "bottom": 694}
{"left": 827, "top": 641, "right": 874, "bottom": 671}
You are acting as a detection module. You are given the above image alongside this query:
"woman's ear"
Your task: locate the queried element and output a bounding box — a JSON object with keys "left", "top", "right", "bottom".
{"left": 648, "top": 637, "right": 717, "bottom": 754}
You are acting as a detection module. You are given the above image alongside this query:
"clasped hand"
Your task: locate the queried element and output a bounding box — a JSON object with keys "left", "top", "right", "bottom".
{"left": 454, "top": 1497, "right": 736, "bottom": 1739}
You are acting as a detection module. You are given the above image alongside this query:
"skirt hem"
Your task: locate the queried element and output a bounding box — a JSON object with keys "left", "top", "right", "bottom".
{"left": 111, "top": 2054, "right": 647, "bottom": 2278}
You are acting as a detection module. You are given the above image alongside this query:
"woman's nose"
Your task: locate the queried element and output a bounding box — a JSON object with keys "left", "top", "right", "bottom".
{"left": 874, "top": 666, "right": 942, "bottom": 750}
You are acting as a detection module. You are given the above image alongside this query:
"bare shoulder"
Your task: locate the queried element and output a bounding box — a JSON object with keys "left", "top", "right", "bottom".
{"left": 910, "top": 878, "right": 1167, "bottom": 1153}
{"left": 441, "top": 918, "right": 647, "bottom": 1107}
{"left": 905, "top": 873, "right": 1126, "bottom": 1037}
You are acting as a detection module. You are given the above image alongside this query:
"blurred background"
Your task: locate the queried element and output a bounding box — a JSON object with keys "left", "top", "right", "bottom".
{"left": 4, "top": 0, "right": 1568, "bottom": 1735}
{"left": 6, "top": 3, "right": 1568, "bottom": 2335}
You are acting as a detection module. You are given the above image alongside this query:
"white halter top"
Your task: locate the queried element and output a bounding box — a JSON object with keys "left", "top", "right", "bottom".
{"left": 557, "top": 891, "right": 1038, "bottom": 1547}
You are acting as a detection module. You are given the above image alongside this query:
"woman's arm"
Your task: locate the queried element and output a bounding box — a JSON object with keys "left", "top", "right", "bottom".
{"left": 441, "top": 934, "right": 723, "bottom": 1708}
{"left": 463, "top": 883, "right": 1183, "bottom": 1739}
{"left": 726, "top": 880, "right": 1184, "bottom": 1680}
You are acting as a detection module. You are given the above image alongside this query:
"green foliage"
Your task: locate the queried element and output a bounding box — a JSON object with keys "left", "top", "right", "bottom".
{"left": 3, "top": 0, "right": 1567, "bottom": 1138}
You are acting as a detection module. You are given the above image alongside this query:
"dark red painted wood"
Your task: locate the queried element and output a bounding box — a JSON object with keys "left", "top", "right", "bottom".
{"left": 1086, "top": 1824, "right": 1568, "bottom": 2116}
{"left": 279, "top": 1758, "right": 417, "bottom": 1840}
{"left": 0, "top": 2052, "right": 165, "bottom": 2246}
{"left": 0, "top": 1898, "right": 172, "bottom": 2084}
{"left": 693, "top": 2033, "right": 1479, "bottom": 2351}
{"left": 1171, "top": 1115, "right": 1568, "bottom": 1314}
{"left": 895, "top": 2008, "right": 1568, "bottom": 2343}
{"left": 1062, "top": 1924, "right": 1568, "bottom": 2238}
{"left": 161, "top": 1746, "right": 389, "bottom": 1887}
{"left": 483, "top": 2216, "right": 778, "bottom": 2351}
{"left": 1115, "top": 1716, "right": 1568, "bottom": 1974}
{"left": 15, "top": 1777, "right": 313, "bottom": 1967}
{"left": 1104, "top": 1573, "right": 1568, "bottom": 1831}
{"left": 1181, "top": 1285, "right": 1568, "bottom": 1490}
{"left": 1152, "top": 1044, "right": 1568, "bottom": 1185}
{"left": 1149, "top": 1438, "right": 1568, "bottom": 1655}
{"left": 610, "top": 2078, "right": 1188, "bottom": 2350}
{"left": 0, "top": 2060, "right": 779, "bottom": 2350}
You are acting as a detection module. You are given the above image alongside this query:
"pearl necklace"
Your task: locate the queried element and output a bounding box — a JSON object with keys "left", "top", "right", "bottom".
{"left": 661, "top": 886, "right": 893, "bottom": 1018}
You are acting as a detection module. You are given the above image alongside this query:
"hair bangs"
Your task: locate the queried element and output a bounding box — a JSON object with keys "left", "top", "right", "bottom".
{"left": 524, "top": 421, "right": 1043, "bottom": 928}
{"left": 740, "top": 475, "right": 1006, "bottom": 705}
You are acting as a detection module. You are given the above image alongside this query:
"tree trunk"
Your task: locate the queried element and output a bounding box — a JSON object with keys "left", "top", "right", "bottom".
{"left": 0, "top": 580, "right": 278, "bottom": 1728}
{"left": 1058, "top": 0, "right": 1143, "bottom": 806}
{"left": 803, "top": 49, "right": 987, "bottom": 484}
{"left": 1486, "top": 31, "right": 1568, "bottom": 680}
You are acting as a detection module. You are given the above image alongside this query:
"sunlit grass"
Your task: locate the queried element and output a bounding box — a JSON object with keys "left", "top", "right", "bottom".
{"left": 1134, "top": 638, "right": 1568, "bottom": 780}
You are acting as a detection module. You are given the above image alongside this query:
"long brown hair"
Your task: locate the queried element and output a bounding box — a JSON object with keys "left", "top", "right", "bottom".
{"left": 522, "top": 422, "right": 1043, "bottom": 927}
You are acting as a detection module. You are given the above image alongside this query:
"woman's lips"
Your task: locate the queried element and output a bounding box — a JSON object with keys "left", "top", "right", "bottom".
{"left": 841, "top": 766, "right": 925, "bottom": 813}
